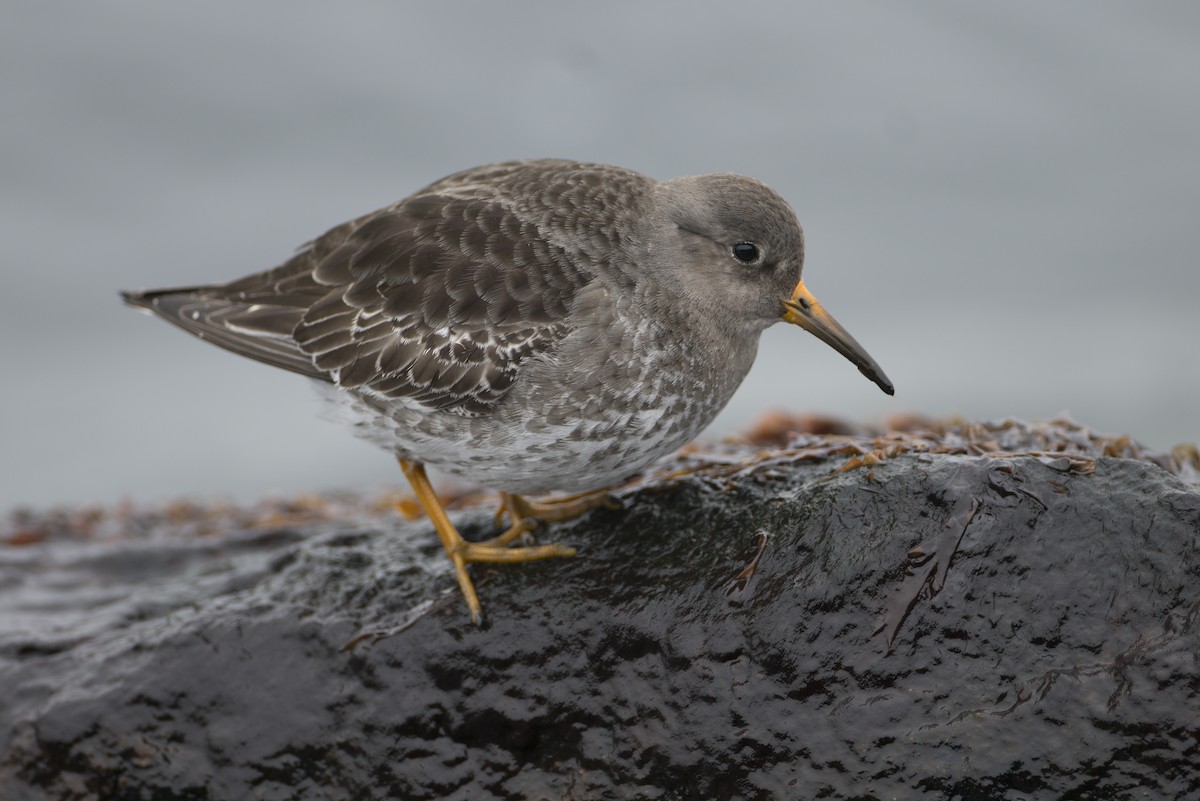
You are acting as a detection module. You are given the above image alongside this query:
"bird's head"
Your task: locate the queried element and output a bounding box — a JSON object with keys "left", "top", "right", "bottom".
{"left": 650, "top": 173, "right": 893, "bottom": 395}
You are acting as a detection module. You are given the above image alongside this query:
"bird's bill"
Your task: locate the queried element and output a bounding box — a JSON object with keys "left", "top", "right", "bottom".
{"left": 781, "top": 280, "right": 894, "bottom": 396}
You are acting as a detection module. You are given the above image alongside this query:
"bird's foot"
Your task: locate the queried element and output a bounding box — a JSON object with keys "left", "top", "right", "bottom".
{"left": 488, "top": 488, "right": 622, "bottom": 546}
{"left": 398, "top": 459, "right": 578, "bottom": 624}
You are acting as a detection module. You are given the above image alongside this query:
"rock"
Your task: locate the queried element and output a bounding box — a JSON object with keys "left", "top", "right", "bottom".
{"left": 1, "top": 417, "right": 1198, "bottom": 800}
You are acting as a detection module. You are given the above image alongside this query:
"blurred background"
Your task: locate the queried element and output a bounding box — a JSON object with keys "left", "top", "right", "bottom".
{"left": 3, "top": 2, "right": 1198, "bottom": 510}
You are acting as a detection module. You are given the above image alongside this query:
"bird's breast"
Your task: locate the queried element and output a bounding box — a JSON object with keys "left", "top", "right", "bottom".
{"left": 316, "top": 303, "right": 761, "bottom": 495}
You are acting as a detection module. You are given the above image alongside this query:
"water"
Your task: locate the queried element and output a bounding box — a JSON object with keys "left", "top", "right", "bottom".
{"left": 3, "top": 1, "right": 1198, "bottom": 510}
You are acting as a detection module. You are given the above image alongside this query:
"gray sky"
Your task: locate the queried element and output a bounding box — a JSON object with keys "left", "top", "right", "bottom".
{"left": 3, "top": 2, "right": 1198, "bottom": 510}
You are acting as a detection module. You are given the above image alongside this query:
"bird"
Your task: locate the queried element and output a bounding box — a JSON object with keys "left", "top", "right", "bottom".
{"left": 122, "top": 159, "right": 893, "bottom": 623}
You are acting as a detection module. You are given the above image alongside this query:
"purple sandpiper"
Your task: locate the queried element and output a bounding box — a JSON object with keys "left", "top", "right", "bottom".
{"left": 123, "top": 159, "right": 893, "bottom": 622}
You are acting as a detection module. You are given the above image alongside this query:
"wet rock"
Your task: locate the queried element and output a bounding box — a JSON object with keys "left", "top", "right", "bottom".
{"left": 1, "top": 417, "right": 1198, "bottom": 800}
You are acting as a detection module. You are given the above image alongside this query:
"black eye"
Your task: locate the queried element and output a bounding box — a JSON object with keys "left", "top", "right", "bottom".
{"left": 731, "top": 242, "right": 761, "bottom": 264}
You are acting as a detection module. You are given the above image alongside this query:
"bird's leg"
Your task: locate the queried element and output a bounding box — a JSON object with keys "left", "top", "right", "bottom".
{"left": 397, "top": 459, "right": 576, "bottom": 624}
{"left": 486, "top": 489, "right": 621, "bottom": 548}
{"left": 517, "top": 488, "right": 624, "bottom": 520}
{"left": 486, "top": 494, "right": 538, "bottom": 548}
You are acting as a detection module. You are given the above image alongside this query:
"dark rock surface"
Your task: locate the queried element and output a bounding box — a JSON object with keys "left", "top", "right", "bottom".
{"left": 1, "top": 417, "right": 1198, "bottom": 800}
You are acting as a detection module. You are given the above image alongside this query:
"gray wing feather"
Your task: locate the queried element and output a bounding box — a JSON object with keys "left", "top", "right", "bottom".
{"left": 122, "top": 160, "right": 652, "bottom": 413}
{"left": 292, "top": 197, "right": 583, "bottom": 414}
{"left": 120, "top": 288, "right": 326, "bottom": 380}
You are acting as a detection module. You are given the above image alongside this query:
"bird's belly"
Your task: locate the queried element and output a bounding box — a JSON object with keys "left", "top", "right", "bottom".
{"left": 312, "top": 381, "right": 713, "bottom": 495}
{"left": 433, "top": 412, "right": 686, "bottom": 494}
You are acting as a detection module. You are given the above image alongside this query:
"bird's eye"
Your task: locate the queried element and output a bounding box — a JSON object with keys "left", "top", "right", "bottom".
{"left": 731, "top": 242, "right": 761, "bottom": 264}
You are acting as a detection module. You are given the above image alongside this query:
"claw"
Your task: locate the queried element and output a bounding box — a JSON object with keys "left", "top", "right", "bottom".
{"left": 398, "top": 459, "right": 580, "bottom": 623}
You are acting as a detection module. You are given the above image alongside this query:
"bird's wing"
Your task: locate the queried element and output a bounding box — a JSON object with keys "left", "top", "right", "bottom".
{"left": 124, "top": 186, "right": 594, "bottom": 415}
{"left": 292, "top": 191, "right": 593, "bottom": 414}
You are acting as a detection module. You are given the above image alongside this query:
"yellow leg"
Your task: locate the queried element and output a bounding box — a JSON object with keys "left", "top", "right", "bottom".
{"left": 398, "top": 459, "right": 576, "bottom": 624}
{"left": 486, "top": 488, "right": 621, "bottom": 547}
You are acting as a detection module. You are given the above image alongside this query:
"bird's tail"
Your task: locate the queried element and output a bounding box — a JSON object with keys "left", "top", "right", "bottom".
{"left": 119, "top": 285, "right": 325, "bottom": 380}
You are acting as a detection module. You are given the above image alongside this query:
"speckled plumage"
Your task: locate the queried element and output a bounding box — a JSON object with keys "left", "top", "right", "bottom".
{"left": 124, "top": 159, "right": 891, "bottom": 495}
{"left": 124, "top": 158, "right": 896, "bottom": 622}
